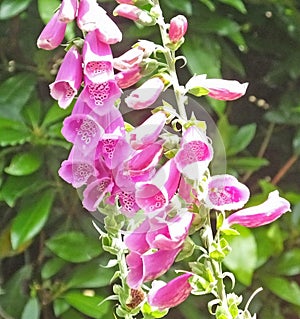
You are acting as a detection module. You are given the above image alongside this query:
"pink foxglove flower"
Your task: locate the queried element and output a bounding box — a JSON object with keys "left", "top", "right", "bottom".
{"left": 174, "top": 126, "right": 213, "bottom": 180}
{"left": 77, "top": 0, "right": 106, "bottom": 32}
{"left": 82, "top": 177, "right": 114, "bottom": 211}
{"left": 125, "top": 77, "right": 164, "bottom": 110}
{"left": 58, "top": 147, "right": 96, "bottom": 188}
{"left": 114, "top": 4, "right": 154, "bottom": 25}
{"left": 82, "top": 31, "right": 114, "bottom": 83}
{"left": 37, "top": 11, "right": 67, "bottom": 50}
{"left": 49, "top": 46, "right": 83, "bottom": 109}
{"left": 135, "top": 159, "right": 181, "bottom": 213}
{"left": 226, "top": 190, "right": 290, "bottom": 228}
{"left": 58, "top": 0, "right": 78, "bottom": 23}
{"left": 205, "top": 174, "right": 250, "bottom": 211}
{"left": 126, "top": 248, "right": 181, "bottom": 289}
{"left": 129, "top": 111, "right": 167, "bottom": 150}
{"left": 148, "top": 273, "right": 193, "bottom": 310}
{"left": 115, "top": 67, "right": 142, "bottom": 89}
{"left": 62, "top": 113, "right": 104, "bottom": 155}
{"left": 95, "top": 14, "right": 122, "bottom": 45}
{"left": 80, "top": 78, "right": 122, "bottom": 115}
{"left": 113, "top": 48, "right": 144, "bottom": 71}
{"left": 169, "top": 15, "right": 188, "bottom": 43}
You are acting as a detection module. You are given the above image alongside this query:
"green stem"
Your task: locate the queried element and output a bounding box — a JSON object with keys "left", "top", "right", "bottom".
{"left": 153, "top": 0, "right": 187, "bottom": 120}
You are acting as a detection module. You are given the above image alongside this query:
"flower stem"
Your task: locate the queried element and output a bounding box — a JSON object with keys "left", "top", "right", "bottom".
{"left": 153, "top": 0, "right": 187, "bottom": 120}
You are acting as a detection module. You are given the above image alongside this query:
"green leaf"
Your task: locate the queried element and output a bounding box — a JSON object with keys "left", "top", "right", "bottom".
{"left": 164, "top": 0, "right": 192, "bottom": 15}
{"left": 274, "top": 248, "right": 300, "bottom": 276}
{"left": 224, "top": 225, "right": 257, "bottom": 286}
{"left": 5, "top": 150, "right": 43, "bottom": 176}
{"left": 64, "top": 291, "right": 109, "bottom": 319}
{"left": 46, "top": 231, "right": 102, "bottom": 263}
{"left": 0, "top": 127, "right": 31, "bottom": 147}
{"left": 21, "top": 297, "right": 40, "bottom": 319}
{"left": 42, "top": 102, "right": 72, "bottom": 128}
{"left": 218, "top": 0, "right": 247, "bottom": 13}
{"left": 227, "top": 157, "right": 269, "bottom": 173}
{"left": 0, "top": 73, "right": 36, "bottom": 121}
{"left": 11, "top": 189, "right": 55, "bottom": 249}
{"left": 41, "top": 257, "right": 67, "bottom": 279}
{"left": 0, "top": 265, "right": 32, "bottom": 318}
{"left": 37, "top": 0, "right": 60, "bottom": 23}
{"left": 0, "top": 0, "right": 32, "bottom": 20}
{"left": 53, "top": 299, "right": 70, "bottom": 317}
{"left": 67, "top": 261, "right": 114, "bottom": 288}
{"left": 0, "top": 173, "right": 51, "bottom": 207}
{"left": 293, "top": 128, "right": 300, "bottom": 155}
{"left": 227, "top": 123, "right": 256, "bottom": 156}
{"left": 263, "top": 276, "right": 300, "bottom": 306}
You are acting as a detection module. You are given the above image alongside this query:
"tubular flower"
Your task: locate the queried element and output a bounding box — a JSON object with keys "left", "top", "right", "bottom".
{"left": 148, "top": 273, "right": 193, "bottom": 310}
{"left": 226, "top": 190, "right": 291, "bottom": 228}
{"left": 113, "top": 4, "right": 154, "bottom": 25}
{"left": 113, "top": 47, "right": 144, "bottom": 71}
{"left": 126, "top": 248, "right": 181, "bottom": 289}
{"left": 174, "top": 126, "right": 213, "bottom": 180}
{"left": 82, "top": 30, "right": 114, "bottom": 83}
{"left": 80, "top": 78, "right": 122, "bottom": 115}
{"left": 168, "top": 15, "right": 188, "bottom": 43}
{"left": 135, "top": 159, "right": 181, "bottom": 213}
{"left": 37, "top": 11, "right": 67, "bottom": 50}
{"left": 49, "top": 46, "right": 83, "bottom": 109}
{"left": 115, "top": 67, "right": 142, "bottom": 89}
{"left": 58, "top": 0, "right": 78, "bottom": 23}
{"left": 205, "top": 174, "right": 250, "bottom": 211}
{"left": 77, "top": 0, "right": 106, "bottom": 32}
{"left": 125, "top": 77, "right": 164, "bottom": 110}
{"left": 128, "top": 111, "right": 167, "bottom": 150}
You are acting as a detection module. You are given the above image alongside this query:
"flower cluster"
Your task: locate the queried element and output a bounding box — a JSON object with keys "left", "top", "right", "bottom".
{"left": 37, "top": 0, "right": 291, "bottom": 317}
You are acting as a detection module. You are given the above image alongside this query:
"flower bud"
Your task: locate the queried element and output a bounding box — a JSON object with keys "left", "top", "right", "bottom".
{"left": 37, "top": 11, "right": 67, "bottom": 50}
{"left": 169, "top": 15, "right": 188, "bottom": 43}
{"left": 58, "top": 0, "right": 78, "bottom": 23}
{"left": 114, "top": 4, "right": 155, "bottom": 26}
{"left": 115, "top": 67, "right": 142, "bottom": 89}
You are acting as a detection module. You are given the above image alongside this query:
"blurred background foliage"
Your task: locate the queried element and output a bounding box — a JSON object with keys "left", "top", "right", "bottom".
{"left": 0, "top": 0, "right": 300, "bottom": 318}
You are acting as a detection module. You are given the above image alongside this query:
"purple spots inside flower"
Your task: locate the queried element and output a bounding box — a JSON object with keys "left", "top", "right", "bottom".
{"left": 119, "top": 191, "right": 138, "bottom": 215}
{"left": 88, "top": 81, "right": 110, "bottom": 106}
{"left": 209, "top": 186, "right": 241, "bottom": 207}
{"left": 178, "top": 141, "right": 210, "bottom": 166}
{"left": 101, "top": 139, "right": 117, "bottom": 159}
{"left": 97, "top": 179, "right": 110, "bottom": 192}
{"left": 75, "top": 118, "right": 98, "bottom": 145}
{"left": 86, "top": 61, "right": 111, "bottom": 77}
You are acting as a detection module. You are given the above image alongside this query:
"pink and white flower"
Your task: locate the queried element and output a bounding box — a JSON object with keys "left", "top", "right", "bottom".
{"left": 115, "top": 67, "right": 142, "bottom": 89}
{"left": 58, "top": 0, "right": 78, "bottom": 23}
{"left": 174, "top": 126, "right": 213, "bottom": 180}
{"left": 135, "top": 159, "right": 181, "bottom": 213}
{"left": 226, "top": 190, "right": 290, "bottom": 228}
{"left": 82, "top": 31, "right": 114, "bottom": 83}
{"left": 49, "top": 46, "right": 83, "bottom": 109}
{"left": 113, "top": 47, "right": 144, "bottom": 71}
{"left": 169, "top": 15, "right": 188, "bottom": 43}
{"left": 125, "top": 77, "right": 164, "bottom": 110}
{"left": 148, "top": 273, "right": 193, "bottom": 310}
{"left": 113, "top": 4, "right": 154, "bottom": 25}
{"left": 37, "top": 11, "right": 67, "bottom": 50}
{"left": 205, "top": 174, "right": 250, "bottom": 211}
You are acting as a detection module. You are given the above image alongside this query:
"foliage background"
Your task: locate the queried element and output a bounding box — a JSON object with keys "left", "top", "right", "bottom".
{"left": 0, "top": 0, "right": 300, "bottom": 318}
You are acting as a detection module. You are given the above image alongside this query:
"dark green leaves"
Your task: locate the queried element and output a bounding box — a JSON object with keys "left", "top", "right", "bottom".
{"left": 46, "top": 232, "right": 102, "bottom": 263}
{"left": 0, "top": 0, "right": 33, "bottom": 20}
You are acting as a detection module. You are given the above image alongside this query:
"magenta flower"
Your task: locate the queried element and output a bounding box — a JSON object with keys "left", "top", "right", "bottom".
{"left": 125, "top": 77, "right": 164, "bottom": 110}
{"left": 135, "top": 159, "right": 181, "bottom": 213}
{"left": 82, "top": 31, "right": 114, "bottom": 83}
{"left": 226, "top": 190, "right": 291, "bottom": 228}
{"left": 129, "top": 111, "right": 167, "bottom": 150}
{"left": 95, "top": 14, "right": 122, "bottom": 45}
{"left": 80, "top": 78, "right": 122, "bottom": 115}
{"left": 148, "top": 273, "right": 193, "bottom": 310}
{"left": 58, "top": 148, "right": 96, "bottom": 188}
{"left": 126, "top": 248, "right": 181, "bottom": 289}
{"left": 174, "top": 126, "right": 213, "bottom": 180}
{"left": 113, "top": 48, "right": 144, "bottom": 71}
{"left": 49, "top": 46, "right": 83, "bottom": 109}
{"left": 169, "top": 15, "right": 188, "bottom": 43}
{"left": 37, "top": 11, "right": 67, "bottom": 50}
{"left": 114, "top": 4, "right": 154, "bottom": 25}
{"left": 82, "top": 177, "right": 114, "bottom": 211}
{"left": 62, "top": 113, "right": 104, "bottom": 154}
{"left": 115, "top": 67, "right": 142, "bottom": 89}
{"left": 77, "top": 0, "right": 106, "bottom": 32}
{"left": 58, "top": 0, "right": 78, "bottom": 23}
{"left": 205, "top": 174, "right": 250, "bottom": 211}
